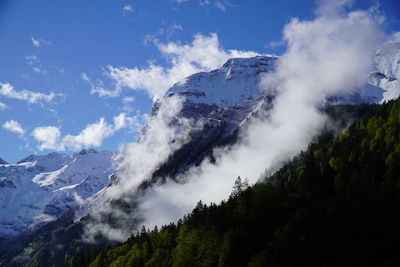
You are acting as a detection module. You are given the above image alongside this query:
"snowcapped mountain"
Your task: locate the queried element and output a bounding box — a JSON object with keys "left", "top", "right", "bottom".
{"left": 75, "top": 41, "right": 400, "bottom": 227}
{"left": 167, "top": 56, "right": 277, "bottom": 107}
{"left": 1, "top": 38, "right": 399, "bottom": 243}
{"left": 0, "top": 149, "right": 115, "bottom": 239}
{"left": 167, "top": 42, "right": 400, "bottom": 109}
{"left": 369, "top": 35, "right": 400, "bottom": 102}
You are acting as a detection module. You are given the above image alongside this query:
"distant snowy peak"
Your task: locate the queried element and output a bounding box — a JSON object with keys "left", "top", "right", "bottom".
{"left": 0, "top": 149, "right": 116, "bottom": 239}
{"left": 369, "top": 37, "right": 400, "bottom": 102}
{"left": 166, "top": 55, "right": 278, "bottom": 107}
{"left": 0, "top": 157, "right": 7, "bottom": 165}
{"left": 17, "top": 152, "right": 72, "bottom": 172}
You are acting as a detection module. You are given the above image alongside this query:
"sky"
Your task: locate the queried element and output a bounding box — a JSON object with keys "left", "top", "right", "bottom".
{"left": 0, "top": 0, "right": 399, "bottom": 163}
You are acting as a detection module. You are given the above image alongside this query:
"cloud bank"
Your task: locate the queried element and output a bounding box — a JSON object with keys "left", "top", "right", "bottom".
{"left": 32, "top": 113, "right": 141, "bottom": 151}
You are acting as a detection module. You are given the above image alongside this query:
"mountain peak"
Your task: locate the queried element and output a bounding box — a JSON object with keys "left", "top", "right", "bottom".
{"left": 78, "top": 148, "right": 98, "bottom": 155}
{"left": 166, "top": 55, "right": 277, "bottom": 107}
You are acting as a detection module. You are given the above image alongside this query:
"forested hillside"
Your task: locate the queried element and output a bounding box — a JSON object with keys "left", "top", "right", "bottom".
{"left": 80, "top": 99, "right": 400, "bottom": 267}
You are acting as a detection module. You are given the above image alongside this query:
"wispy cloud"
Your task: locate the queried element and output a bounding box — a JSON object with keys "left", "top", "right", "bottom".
{"left": 32, "top": 113, "right": 142, "bottom": 151}
{"left": 199, "top": 0, "right": 233, "bottom": 11}
{"left": 31, "top": 37, "right": 50, "bottom": 48}
{"left": 199, "top": 0, "right": 210, "bottom": 6}
{"left": 122, "top": 96, "right": 135, "bottom": 103}
{"left": 143, "top": 23, "right": 184, "bottom": 45}
{"left": 214, "top": 1, "right": 226, "bottom": 11}
{"left": 25, "top": 54, "right": 48, "bottom": 75}
{"left": 0, "top": 102, "right": 7, "bottom": 110}
{"left": 31, "top": 37, "right": 40, "bottom": 47}
{"left": 3, "top": 120, "right": 25, "bottom": 136}
{"left": 0, "top": 83, "right": 59, "bottom": 104}
{"left": 99, "top": 33, "right": 259, "bottom": 101}
{"left": 25, "top": 55, "right": 38, "bottom": 65}
{"left": 81, "top": 72, "right": 119, "bottom": 98}
{"left": 266, "top": 40, "right": 286, "bottom": 49}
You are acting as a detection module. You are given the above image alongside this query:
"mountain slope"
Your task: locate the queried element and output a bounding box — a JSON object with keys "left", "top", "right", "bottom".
{"left": 0, "top": 38, "right": 398, "bottom": 266}
{"left": 85, "top": 98, "right": 400, "bottom": 267}
{"left": 0, "top": 149, "right": 115, "bottom": 240}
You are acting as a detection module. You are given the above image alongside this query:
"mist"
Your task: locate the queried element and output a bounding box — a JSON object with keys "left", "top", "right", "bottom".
{"left": 80, "top": 0, "right": 385, "bottom": 241}
{"left": 135, "top": 0, "right": 384, "bottom": 229}
{"left": 81, "top": 96, "right": 195, "bottom": 242}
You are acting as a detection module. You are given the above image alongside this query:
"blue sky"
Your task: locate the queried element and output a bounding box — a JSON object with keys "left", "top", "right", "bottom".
{"left": 0, "top": 0, "right": 398, "bottom": 163}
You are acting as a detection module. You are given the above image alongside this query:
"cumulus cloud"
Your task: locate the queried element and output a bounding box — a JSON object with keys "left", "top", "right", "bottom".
{"left": 32, "top": 126, "right": 61, "bottom": 150}
{"left": 32, "top": 113, "right": 141, "bottom": 151}
{"left": 3, "top": 120, "right": 25, "bottom": 136}
{"left": 0, "top": 83, "right": 59, "bottom": 104}
{"left": 123, "top": 5, "right": 133, "bottom": 13}
{"left": 134, "top": 0, "right": 384, "bottom": 229}
{"left": 95, "top": 33, "right": 259, "bottom": 101}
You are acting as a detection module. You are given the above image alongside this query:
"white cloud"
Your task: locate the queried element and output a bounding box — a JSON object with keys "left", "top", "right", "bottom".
{"left": 81, "top": 73, "right": 120, "bottom": 98}
{"left": 199, "top": 0, "right": 210, "bottom": 6}
{"left": 3, "top": 120, "right": 25, "bottom": 136}
{"left": 199, "top": 0, "right": 231, "bottom": 11}
{"left": 315, "top": 0, "right": 352, "bottom": 17}
{"left": 31, "top": 37, "right": 40, "bottom": 47}
{"left": 0, "top": 102, "right": 7, "bottom": 110}
{"left": 32, "top": 126, "right": 61, "bottom": 150}
{"left": 62, "top": 118, "right": 115, "bottom": 150}
{"left": 32, "top": 67, "right": 47, "bottom": 74}
{"left": 25, "top": 55, "right": 38, "bottom": 65}
{"left": 214, "top": 1, "right": 226, "bottom": 11}
{"left": 122, "top": 96, "right": 135, "bottom": 103}
{"left": 81, "top": 72, "right": 90, "bottom": 82}
{"left": 123, "top": 5, "right": 133, "bottom": 13}
{"left": 175, "top": 0, "right": 189, "bottom": 3}
{"left": 31, "top": 37, "right": 50, "bottom": 47}
{"left": 0, "top": 83, "right": 58, "bottom": 104}
{"left": 266, "top": 40, "right": 286, "bottom": 49}
{"left": 102, "top": 33, "right": 259, "bottom": 101}
{"left": 32, "top": 113, "right": 141, "bottom": 151}
{"left": 25, "top": 54, "right": 48, "bottom": 74}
